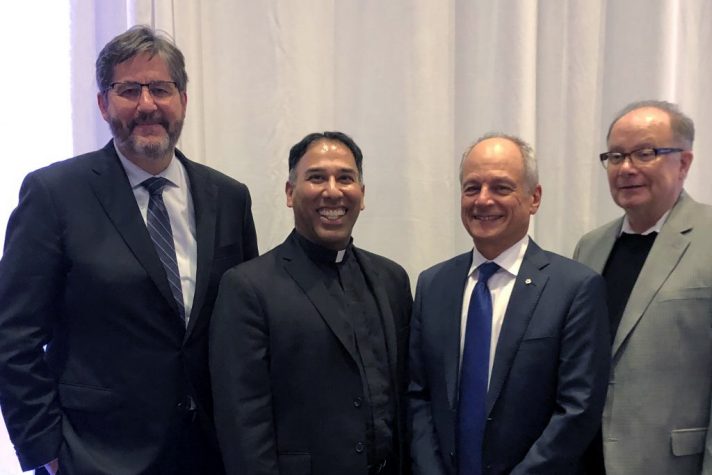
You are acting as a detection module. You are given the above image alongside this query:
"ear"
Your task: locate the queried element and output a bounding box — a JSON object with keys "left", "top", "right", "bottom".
{"left": 97, "top": 92, "right": 110, "bottom": 122}
{"left": 679, "top": 150, "right": 693, "bottom": 181}
{"left": 360, "top": 184, "right": 365, "bottom": 211}
{"left": 285, "top": 181, "right": 294, "bottom": 208}
{"left": 529, "top": 184, "right": 542, "bottom": 215}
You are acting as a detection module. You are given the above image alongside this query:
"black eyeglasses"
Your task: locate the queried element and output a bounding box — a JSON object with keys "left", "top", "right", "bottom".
{"left": 106, "top": 81, "right": 179, "bottom": 102}
{"left": 599, "top": 147, "right": 684, "bottom": 169}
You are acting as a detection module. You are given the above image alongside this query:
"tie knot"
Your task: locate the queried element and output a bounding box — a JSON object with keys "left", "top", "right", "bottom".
{"left": 141, "top": 177, "right": 170, "bottom": 196}
{"left": 477, "top": 261, "right": 499, "bottom": 284}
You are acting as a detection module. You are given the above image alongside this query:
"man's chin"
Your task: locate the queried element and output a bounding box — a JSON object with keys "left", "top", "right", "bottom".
{"left": 127, "top": 137, "right": 173, "bottom": 160}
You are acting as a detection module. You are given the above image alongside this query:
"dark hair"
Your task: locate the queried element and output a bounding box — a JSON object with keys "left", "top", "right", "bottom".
{"left": 607, "top": 100, "right": 695, "bottom": 148}
{"left": 96, "top": 25, "right": 188, "bottom": 94}
{"left": 288, "top": 131, "right": 363, "bottom": 183}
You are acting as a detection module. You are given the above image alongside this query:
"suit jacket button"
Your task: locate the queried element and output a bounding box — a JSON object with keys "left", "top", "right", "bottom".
{"left": 353, "top": 397, "right": 362, "bottom": 408}
{"left": 355, "top": 442, "right": 365, "bottom": 453}
{"left": 449, "top": 451, "right": 455, "bottom": 460}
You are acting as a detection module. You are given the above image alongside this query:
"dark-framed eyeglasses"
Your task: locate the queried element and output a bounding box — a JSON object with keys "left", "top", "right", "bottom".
{"left": 106, "top": 81, "right": 179, "bottom": 102}
{"left": 599, "top": 147, "right": 684, "bottom": 169}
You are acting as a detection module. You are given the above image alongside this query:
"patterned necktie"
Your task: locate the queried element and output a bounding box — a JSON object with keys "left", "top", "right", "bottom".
{"left": 458, "top": 261, "right": 500, "bottom": 475}
{"left": 141, "top": 177, "right": 186, "bottom": 324}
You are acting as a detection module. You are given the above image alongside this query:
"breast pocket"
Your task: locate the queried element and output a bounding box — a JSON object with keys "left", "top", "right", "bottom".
{"left": 657, "top": 287, "right": 711, "bottom": 302}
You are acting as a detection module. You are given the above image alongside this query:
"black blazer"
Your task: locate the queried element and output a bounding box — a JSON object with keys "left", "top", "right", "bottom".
{"left": 0, "top": 141, "right": 258, "bottom": 473}
{"left": 408, "top": 240, "right": 610, "bottom": 475}
{"left": 210, "top": 232, "right": 412, "bottom": 475}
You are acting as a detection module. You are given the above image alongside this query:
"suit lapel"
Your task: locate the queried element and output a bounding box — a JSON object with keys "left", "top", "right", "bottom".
{"left": 355, "top": 249, "right": 398, "bottom": 372}
{"left": 88, "top": 142, "right": 179, "bottom": 319}
{"left": 613, "top": 195, "right": 693, "bottom": 356}
{"left": 281, "top": 236, "right": 360, "bottom": 364}
{"left": 486, "top": 240, "right": 549, "bottom": 415}
{"left": 585, "top": 220, "right": 620, "bottom": 274}
{"left": 440, "top": 253, "right": 472, "bottom": 410}
{"left": 180, "top": 155, "right": 218, "bottom": 338}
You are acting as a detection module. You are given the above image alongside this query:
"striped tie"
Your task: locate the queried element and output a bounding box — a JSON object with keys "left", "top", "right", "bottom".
{"left": 141, "top": 177, "right": 186, "bottom": 324}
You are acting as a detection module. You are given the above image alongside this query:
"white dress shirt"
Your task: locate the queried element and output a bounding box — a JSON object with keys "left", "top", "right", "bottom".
{"left": 116, "top": 146, "right": 198, "bottom": 322}
{"left": 620, "top": 210, "right": 670, "bottom": 235}
{"left": 459, "top": 235, "right": 530, "bottom": 387}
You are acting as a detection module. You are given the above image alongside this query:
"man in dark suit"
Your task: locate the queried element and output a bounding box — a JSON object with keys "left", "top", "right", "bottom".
{"left": 0, "top": 26, "right": 258, "bottom": 474}
{"left": 210, "top": 131, "right": 412, "bottom": 475}
{"left": 408, "top": 133, "right": 609, "bottom": 474}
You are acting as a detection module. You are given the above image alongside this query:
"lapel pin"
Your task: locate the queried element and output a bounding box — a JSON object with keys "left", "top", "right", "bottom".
{"left": 524, "top": 278, "right": 532, "bottom": 285}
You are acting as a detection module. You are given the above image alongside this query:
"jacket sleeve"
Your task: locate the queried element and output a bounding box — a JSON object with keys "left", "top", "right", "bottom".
{"left": 210, "top": 267, "right": 279, "bottom": 475}
{"left": 407, "top": 273, "right": 448, "bottom": 475}
{"left": 0, "top": 172, "right": 65, "bottom": 470}
{"left": 511, "top": 272, "right": 610, "bottom": 474}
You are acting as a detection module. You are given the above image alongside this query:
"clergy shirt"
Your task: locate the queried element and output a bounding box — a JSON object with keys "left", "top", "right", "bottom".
{"left": 459, "top": 235, "right": 529, "bottom": 386}
{"left": 116, "top": 146, "right": 198, "bottom": 322}
{"left": 293, "top": 231, "right": 394, "bottom": 464}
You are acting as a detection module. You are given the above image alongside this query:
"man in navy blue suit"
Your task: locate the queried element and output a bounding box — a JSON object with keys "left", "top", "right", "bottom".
{"left": 408, "top": 133, "right": 609, "bottom": 474}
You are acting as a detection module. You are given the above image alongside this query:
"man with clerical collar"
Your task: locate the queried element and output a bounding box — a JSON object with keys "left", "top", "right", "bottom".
{"left": 210, "top": 131, "right": 413, "bottom": 475}
{"left": 409, "top": 133, "right": 609, "bottom": 474}
{"left": 575, "top": 100, "right": 712, "bottom": 475}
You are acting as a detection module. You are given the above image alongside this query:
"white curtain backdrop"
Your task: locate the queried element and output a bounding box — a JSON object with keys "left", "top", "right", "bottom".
{"left": 1, "top": 0, "right": 711, "bottom": 472}
{"left": 72, "top": 0, "right": 712, "bottom": 281}
{"left": 66, "top": 0, "right": 712, "bottom": 281}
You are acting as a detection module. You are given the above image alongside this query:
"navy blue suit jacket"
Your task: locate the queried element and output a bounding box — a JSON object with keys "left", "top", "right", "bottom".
{"left": 0, "top": 141, "right": 258, "bottom": 474}
{"left": 408, "top": 240, "right": 609, "bottom": 475}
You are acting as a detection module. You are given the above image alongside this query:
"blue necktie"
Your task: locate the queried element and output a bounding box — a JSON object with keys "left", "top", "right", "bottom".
{"left": 141, "top": 177, "right": 186, "bottom": 324}
{"left": 458, "top": 261, "right": 500, "bottom": 475}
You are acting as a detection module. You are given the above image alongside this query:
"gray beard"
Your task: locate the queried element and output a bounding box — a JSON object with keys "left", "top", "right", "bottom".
{"left": 109, "top": 115, "right": 183, "bottom": 161}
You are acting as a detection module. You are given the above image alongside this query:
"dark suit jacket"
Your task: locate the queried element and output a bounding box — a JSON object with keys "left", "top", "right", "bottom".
{"left": 209, "top": 231, "right": 412, "bottom": 475}
{"left": 0, "top": 141, "right": 258, "bottom": 474}
{"left": 408, "top": 240, "right": 609, "bottom": 475}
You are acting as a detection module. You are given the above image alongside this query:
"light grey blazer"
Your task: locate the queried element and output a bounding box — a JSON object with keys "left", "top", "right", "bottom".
{"left": 574, "top": 191, "right": 712, "bottom": 475}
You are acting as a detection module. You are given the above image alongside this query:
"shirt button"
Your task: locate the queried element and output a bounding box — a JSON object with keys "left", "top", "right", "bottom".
{"left": 353, "top": 397, "right": 362, "bottom": 408}
{"left": 355, "top": 442, "right": 365, "bottom": 453}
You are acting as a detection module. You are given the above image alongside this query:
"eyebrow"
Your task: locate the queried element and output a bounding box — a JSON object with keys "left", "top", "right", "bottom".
{"left": 304, "top": 167, "right": 358, "bottom": 174}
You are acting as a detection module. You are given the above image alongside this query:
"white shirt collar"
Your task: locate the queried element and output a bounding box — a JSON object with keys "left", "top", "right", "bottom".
{"left": 468, "top": 235, "right": 530, "bottom": 279}
{"left": 620, "top": 209, "right": 670, "bottom": 236}
{"left": 114, "top": 142, "right": 182, "bottom": 189}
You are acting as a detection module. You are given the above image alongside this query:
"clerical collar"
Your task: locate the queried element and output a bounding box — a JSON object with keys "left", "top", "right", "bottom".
{"left": 293, "top": 230, "right": 352, "bottom": 263}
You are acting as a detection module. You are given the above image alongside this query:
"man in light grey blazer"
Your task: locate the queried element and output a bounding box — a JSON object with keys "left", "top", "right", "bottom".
{"left": 574, "top": 100, "right": 712, "bottom": 475}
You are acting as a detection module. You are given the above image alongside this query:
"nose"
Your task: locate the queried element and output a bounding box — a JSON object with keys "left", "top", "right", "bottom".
{"left": 322, "top": 177, "right": 343, "bottom": 199}
{"left": 617, "top": 156, "right": 639, "bottom": 175}
{"left": 137, "top": 86, "right": 158, "bottom": 112}
{"left": 475, "top": 185, "right": 494, "bottom": 205}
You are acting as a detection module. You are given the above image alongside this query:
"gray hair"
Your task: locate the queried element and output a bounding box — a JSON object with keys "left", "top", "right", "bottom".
{"left": 460, "top": 132, "right": 539, "bottom": 192}
{"left": 607, "top": 100, "right": 695, "bottom": 149}
{"left": 96, "top": 25, "right": 188, "bottom": 94}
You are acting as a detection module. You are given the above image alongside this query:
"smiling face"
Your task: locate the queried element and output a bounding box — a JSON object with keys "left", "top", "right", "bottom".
{"left": 606, "top": 107, "right": 692, "bottom": 231}
{"left": 460, "top": 137, "right": 541, "bottom": 259}
{"left": 286, "top": 139, "right": 365, "bottom": 250}
{"left": 97, "top": 52, "right": 187, "bottom": 174}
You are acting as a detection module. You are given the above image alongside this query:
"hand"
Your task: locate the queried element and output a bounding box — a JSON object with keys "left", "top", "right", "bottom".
{"left": 44, "top": 458, "right": 59, "bottom": 475}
